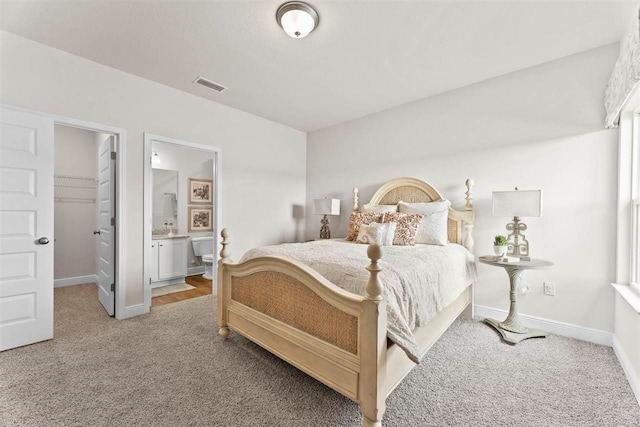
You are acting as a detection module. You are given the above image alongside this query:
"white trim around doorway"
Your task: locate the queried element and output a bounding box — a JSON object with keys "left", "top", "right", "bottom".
{"left": 143, "top": 133, "right": 221, "bottom": 312}
{"left": 53, "top": 115, "right": 128, "bottom": 320}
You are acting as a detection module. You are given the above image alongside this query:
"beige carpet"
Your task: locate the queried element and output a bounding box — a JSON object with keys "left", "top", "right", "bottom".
{"left": 0, "top": 284, "right": 638, "bottom": 427}
{"left": 151, "top": 282, "right": 196, "bottom": 297}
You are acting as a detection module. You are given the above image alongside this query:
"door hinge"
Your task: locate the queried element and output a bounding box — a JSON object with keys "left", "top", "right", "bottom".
{"left": 111, "top": 217, "right": 116, "bottom": 226}
{"left": 111, "top": 151, "right": 116, "bottom": 160}
{"left": 110, "top": 283, "right": 115, "bottom": 292}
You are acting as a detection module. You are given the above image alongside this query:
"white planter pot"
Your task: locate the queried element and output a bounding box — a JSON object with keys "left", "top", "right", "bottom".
{"left": 494, "top": 245, "right": 508, "bottom": 257}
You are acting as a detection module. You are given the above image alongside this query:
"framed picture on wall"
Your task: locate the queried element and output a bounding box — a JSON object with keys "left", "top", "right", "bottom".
{"left": 188, "top": 178, "right": 213, "bottom": 204}
{"left": 188, "top": 206, "right": 213, "bottom": 232}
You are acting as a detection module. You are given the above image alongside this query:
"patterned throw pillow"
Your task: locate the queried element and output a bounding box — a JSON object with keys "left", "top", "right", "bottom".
{"left": 346, "top": 212, "right": 383, "bottom": 241}
{"left": 382, "top": 213, "right": 423, "bottom": 246}
{"left": 398, "top": 200, "right": 450, "bottom": 246}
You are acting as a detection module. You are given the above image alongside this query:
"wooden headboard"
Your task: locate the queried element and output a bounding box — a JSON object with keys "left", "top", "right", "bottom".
{"left": 353, "top": 177, "right": 475, "bottom": 252}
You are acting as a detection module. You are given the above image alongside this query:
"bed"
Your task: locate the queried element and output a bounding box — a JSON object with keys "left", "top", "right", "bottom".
{"left": 217, "top": 177, "right": 475, "bottom": 426}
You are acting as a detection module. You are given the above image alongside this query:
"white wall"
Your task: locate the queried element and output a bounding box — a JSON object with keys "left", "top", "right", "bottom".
{"left": 0, "top": 31, "right": 307, "bottom": 309}
{"left": 152, "top": 141, "right": 214, "bottom": 269}
{"left": 307, "top": 44, "right": 619, "bottom": 332}
{"left": 53, "top": 125, "right": 98, "bottom": 280}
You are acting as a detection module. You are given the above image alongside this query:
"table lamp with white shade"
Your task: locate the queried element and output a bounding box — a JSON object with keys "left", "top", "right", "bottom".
{"left": 492, "top": 188, "right": 543, "bottom": 259}
{"left": 313, "top": 198, "right": 340, "bottom": 239}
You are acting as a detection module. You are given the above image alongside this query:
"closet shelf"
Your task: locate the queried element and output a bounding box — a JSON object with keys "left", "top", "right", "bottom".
{"left": 54, "top": 175, "right": 97, "bottom": 204}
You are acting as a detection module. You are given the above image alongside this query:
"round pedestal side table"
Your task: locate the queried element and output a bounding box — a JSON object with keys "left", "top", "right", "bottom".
{"left": 479, "top": 255, "right": 554, "bottom": 345}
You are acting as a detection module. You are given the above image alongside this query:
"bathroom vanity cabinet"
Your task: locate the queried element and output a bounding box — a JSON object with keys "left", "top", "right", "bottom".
{"left": 151, "top": 236, "right": 188, "bottom": 286}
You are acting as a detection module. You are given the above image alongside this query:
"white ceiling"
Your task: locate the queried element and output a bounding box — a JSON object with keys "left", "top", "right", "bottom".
{"left": 0, "top": 0, "right": 637, "bottom": 131}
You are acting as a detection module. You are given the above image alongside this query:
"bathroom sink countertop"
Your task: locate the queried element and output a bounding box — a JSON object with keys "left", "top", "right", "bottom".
{"left": 152, "top": 234, "right": 190, "bottom": 240}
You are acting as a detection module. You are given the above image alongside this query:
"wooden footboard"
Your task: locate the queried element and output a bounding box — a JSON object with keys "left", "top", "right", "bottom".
{"left": 217, "top": 229, "right": 471, "bottom": 427}
{"left": 218, "top": 229, "right": 387, "bottom": 425}
{"left": 231, "top": 270, "right": 359, "bottom": 354}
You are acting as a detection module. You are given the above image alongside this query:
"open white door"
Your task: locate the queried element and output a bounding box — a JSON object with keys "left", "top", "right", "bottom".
{"left": 97, "top": 135, "right": 116, "bottom": 316}
{"left": 0, "top": 107, "right": 54, "bottom": 351}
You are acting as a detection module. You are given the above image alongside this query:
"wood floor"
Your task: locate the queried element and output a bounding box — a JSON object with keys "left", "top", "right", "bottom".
{"left": 151, "top": 275, "right": 212, "bottom": 307}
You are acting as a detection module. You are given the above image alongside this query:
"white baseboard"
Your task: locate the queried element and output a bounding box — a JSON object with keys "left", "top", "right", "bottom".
{"left": 474, "top": 305, "right": 612, "bottom": 346}
{"left": 612, "top": 335, "right": 640, "bottom": 405}
{"left": 54, "top": 274, "right": 99, "bottom": 288}
{"left": 122, "top": 303, "right": 148, "bottom": 319}
{"left": 187, "top": 266, "right": 205, "bottom": 276}
{"left": 150, "top": 278, "right": 185, "bottom": 289}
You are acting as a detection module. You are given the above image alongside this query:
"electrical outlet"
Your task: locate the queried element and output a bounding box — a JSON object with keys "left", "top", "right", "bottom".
{"left": 543, "top": 281, "right": 556, "bottom": 296}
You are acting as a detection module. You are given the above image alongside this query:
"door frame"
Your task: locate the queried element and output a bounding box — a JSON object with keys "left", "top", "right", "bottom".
{"left": 1, "top": 104, "right": 127, "bottom": 319}
{"left": 143, "top": 133, "right": 221, "bottom": 311}
{"left": 54, "top": 117, "right": 126, "bottom": 319}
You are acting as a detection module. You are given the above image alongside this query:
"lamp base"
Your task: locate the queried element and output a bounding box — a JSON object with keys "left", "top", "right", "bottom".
{"left": 506, "top": 216, "right": 530, "bottom": 257}
{"left": 484, "top": 318, "right": 547, "bottom": 344}
{"left": 319, "top": 215, "right": 330, "bottom": 239}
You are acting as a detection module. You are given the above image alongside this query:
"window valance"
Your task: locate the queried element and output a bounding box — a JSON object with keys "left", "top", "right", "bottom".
{"left": 605, "top": 8, "right": 640, "bottom": 129}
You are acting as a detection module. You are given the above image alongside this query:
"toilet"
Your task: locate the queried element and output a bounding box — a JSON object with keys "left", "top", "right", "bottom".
{"left": 191, "top": 236, "right": 215, "bottom": 280}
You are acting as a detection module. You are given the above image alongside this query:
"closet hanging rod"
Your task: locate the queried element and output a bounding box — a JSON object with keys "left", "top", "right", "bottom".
{"left": 54, "top": 184, "right": 97, "bottom": 189}
{"left": 54, "top": 197, "right": 96, "bottom": 203}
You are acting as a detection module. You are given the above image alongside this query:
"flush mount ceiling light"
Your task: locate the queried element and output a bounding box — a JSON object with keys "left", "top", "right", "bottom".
{"left": 276, "top": 1, "right": 319, "bottom": 39}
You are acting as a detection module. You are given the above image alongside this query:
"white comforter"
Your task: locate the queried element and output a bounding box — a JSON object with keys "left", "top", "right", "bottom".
{"left": 241, "top": 239, "right": 477, "bottom": 363}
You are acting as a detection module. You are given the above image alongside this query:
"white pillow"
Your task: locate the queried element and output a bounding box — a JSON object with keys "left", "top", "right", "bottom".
{"left": 362, "top": 204, "right": 397, "bottom": 214}
{"left": 356, "top": 222, "right": 397, "bottom": 246}
{"left": 382, "top": 222, "right": 397, "bottom": 246}
{"left": 398, "top": 200, "right": 450, "bottom": 245}
{"left": 398, "top": 199, "right": 450, "bottom": 214}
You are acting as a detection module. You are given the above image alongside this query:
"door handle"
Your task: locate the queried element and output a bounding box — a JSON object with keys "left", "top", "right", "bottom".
{"left": 38, "top": 237, "right": 50, "bottom": 245}
{"left": 93, "top": 230, "right": 101, "bottom": 235}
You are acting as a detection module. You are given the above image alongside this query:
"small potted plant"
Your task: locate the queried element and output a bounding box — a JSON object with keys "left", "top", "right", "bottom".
{"left": 493, "top": 235, "right": 509, "bottom": 257}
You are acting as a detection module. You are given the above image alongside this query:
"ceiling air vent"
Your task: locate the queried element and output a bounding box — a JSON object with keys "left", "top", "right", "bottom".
{"left": 193, "top": 76, "right": 226, "bottom": 93}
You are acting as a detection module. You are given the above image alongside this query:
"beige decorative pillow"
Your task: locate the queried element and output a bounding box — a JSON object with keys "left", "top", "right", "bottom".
{"left": 382, "top": 213, "right": 422, "bottom": 246}
{"left": 362, "top": 204, "right": 397, "bottom": 214}
{"left": 398, "top": 200, "right": 451, "bottom": 246}
{"left": 356, "top": 223, "right": 385, "bottom": 245}
{"left": 356, "top": 222, "right": 397, "bottom": 246}
{"left": 346, "top": 212, "right": 382, "bottom": 241}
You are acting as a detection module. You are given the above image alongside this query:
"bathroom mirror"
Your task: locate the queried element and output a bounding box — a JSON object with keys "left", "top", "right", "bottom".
{"left": 152, "top": 168, "right": 178, "bottom": 231}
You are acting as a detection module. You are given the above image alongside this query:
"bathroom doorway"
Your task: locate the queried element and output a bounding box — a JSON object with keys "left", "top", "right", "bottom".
{"left": 53, "top": 123, "right": 120, "bottom": 317}
{"left": 142, "top": 134, "right": 220, "bottom": 310}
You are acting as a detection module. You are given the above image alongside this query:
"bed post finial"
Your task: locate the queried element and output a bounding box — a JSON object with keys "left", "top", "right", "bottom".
{"left": 218, "top": 228, "right": 230, "bottom": 341}
{"left": 365, "top": 244, "right": 383, "bottom": 301}
{"left": 465, "top": 178, "right": 474, "bottom": 211}
{"left": 353, "top": 187, "right": 360, "bottom": 212}
{"left": 220, "top": 228, "right": 230, "bottom": 260}
{"left": 463, "top": 179, "right": 475, "bottom": 253}
{"left": 361, "top": 243, "right": 386, "bottom": 426}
